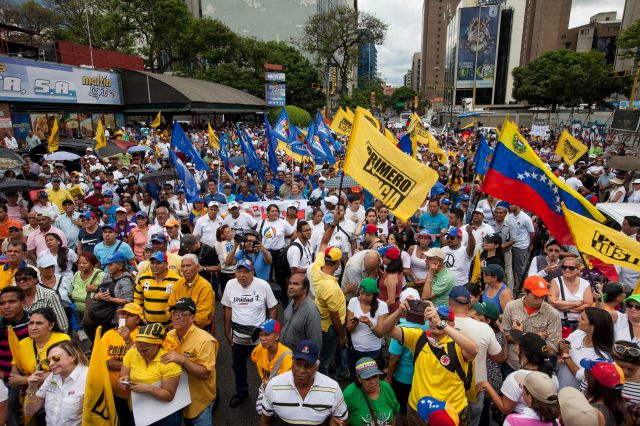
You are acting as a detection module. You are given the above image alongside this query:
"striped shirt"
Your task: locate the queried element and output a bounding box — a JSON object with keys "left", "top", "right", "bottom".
{"left": 26, "top": 285, "right": 69, "bottom": 333}
{"left": 262, "top": 370, "right": 347, "bottom": 425}
{"left": 0, "top": 313, "right": 30, "bottom": 378}
{"left": 134, "top": 271, "right": 185, "bottom": 325}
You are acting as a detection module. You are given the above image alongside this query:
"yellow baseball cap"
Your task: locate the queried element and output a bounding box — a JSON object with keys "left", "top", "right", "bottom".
{"left": 324, "top": 246, "right": 342, "bottom": 262}
{"left": 117, "top": 303, "right": 143, "bottom": 317}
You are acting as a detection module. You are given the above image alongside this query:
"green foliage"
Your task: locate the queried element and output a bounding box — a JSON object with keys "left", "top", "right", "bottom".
{"left": 512, "top": 49, "right": 624, "bottom": 110}
{"left": 390, "top": 86, "right": 418, "bottom": 112}
{"left": 617, "top": 18, "right": 640, "bottom": 60}
{"left": 267, "top": 106, "right": 311, "bottom": 128}
{"left": 338, "top": 80, "right": 388, "bottom": 111}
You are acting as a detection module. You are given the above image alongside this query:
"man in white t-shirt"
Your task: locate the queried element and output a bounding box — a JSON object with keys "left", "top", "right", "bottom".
{"left": 345, "top": 194, "right": 366, "bottom": 226}
{"left": 509, "top": 205, "right": 535, "bottom": 289}
{"left": 448, "top": 286, "right": 504, "bottom": 426}
{"left": 193, "top": 201, "right": 224, "bottom": 247}
{"left": 222, "top": 201, "right": 257, "bottom": 236}
{"left": 287, "top": 220, "right": 314, "bottom": 275}
{"left": 221, "top": 259, "right": 278, "bottom": 408}
{"left": 565, "top": 169, "right": 590, "bottom": 195}
{"left": 441, "top": 227, "right": 475, "bottom": 287}
{"left": 459, "top": 210, "right": 494, "bottom": 255}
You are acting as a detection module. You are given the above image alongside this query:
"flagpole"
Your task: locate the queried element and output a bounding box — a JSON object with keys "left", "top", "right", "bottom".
{"left": 577, "top": 251, "right": 599, "bottom": 294}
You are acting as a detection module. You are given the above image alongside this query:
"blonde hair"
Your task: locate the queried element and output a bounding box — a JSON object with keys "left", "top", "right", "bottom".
{"left": 47, "top": 340, "right": 89, "bottom": 366}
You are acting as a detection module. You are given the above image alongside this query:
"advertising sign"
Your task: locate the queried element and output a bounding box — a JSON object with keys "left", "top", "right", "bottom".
{"left": 328, "top": 63, "right": 338, "bottom": 95}
{"left": 11, "top": 113, "right": 31, "bottom": 141}
{"left": 265, "top": 82, "right": 286, "bottom": 107}
{"left": 456, "top": 5, "right": 500, "bottom": 89}
{"left": 0, "top": 56, "right": 122, "bottom": 104}
{"left": 265, "top": 72, "right": 286, "bottom": 82}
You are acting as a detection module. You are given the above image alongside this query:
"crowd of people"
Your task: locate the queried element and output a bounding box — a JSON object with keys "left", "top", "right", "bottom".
{"left": 0, "top": 118, "right": 639, "bottom": 426}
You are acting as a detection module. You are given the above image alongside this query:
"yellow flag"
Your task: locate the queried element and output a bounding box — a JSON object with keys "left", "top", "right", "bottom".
{"left": 8, "top": 326, "right": 28, "bottom": 374}
{"left": 345, "top": 107, "right": 355, "bottom": 121}
{"left": 47, "top": 118, "right": 59, "bottom": 153}
{"left": 277, "top": 141, "right": 314, "bottom": 164}
{"left": 356, "top": 106, "right": 380, "bottom": 129}
{"left": 207, "top": 123, "right": 220, "bottom": 150}
{"left": 471, "top": 250, "right": 482, "bottom": 286}
{"left": 83, "top": 326, "right": 117, "bottom": 426}
{"left": 384, "top": 128, "right": 397, "bottom": 144}
{"left": 95, "top": 119, "right": 107, "bottom": 150}
{"left": 345, "top": 110, "right": 438, "bottom": 221}
{"left": 562, "top": 203, "right": 640, "bottom": 272}
{"left": 555, "top": 130, "right": 588, "bottom": 166}
{"left": 329, "top": 108, "right": 353, "bottom": 136}
{"left": 150, "top": 111, "right": 162, "bottom": 128}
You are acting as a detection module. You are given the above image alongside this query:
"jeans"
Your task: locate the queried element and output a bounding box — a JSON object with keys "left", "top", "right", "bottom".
{"left": 184, "top": 400, "right": 215, "bottom": 426}
{"left": 6, "top": 381, "right": 20, "bottom": 426}
{"left": 149, "top": 410, "right": 182, "bottom": 426}
{"left": 347, "top": 347, "right": 383, "bottom": 380}
{"left": 468, "top": 390, "right": 485, "bottom": 426}
{"left": 319, "top": 326, "right": 339, "bottom": 375}
{"left": 232, "top": 343, "right": 256, "bottom": 396}
{"left": 336, "top": 347, "right": 348, "bottom": 378}
{"left": 511, "top": 247, "right": 528, "bottom": 290}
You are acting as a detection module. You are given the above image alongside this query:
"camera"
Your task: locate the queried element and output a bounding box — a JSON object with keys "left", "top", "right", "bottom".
{"left": 406, "top": 299, "right": 433, "bottom": 324}
{"left": 234, "top": 233, "right": 247, "bottom": 243}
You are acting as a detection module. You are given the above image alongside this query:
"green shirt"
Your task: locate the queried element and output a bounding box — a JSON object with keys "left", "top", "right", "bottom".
{"left": 431, "top": 268, "right": 455, "bottom": 307}
{"left": 343, "top": 380, "right": 400, "bottom": 426}
{"left": 71, "top": 269, "right": 105, "bottom": 312}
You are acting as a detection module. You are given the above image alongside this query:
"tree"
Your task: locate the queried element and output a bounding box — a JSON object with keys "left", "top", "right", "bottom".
{"left": 267, "top": 106, "right": 311, "bottom": 128}
{"left": 301, "top": 6, "right": 387, "bottom": 93}
{"left": 338, "top": 80, "right": 389, "bottom": 112}
{"left": 617, "top": 18, "right": 640, "bottom": 60}
{"left": 390, "top": 86, "right": 418, "bottom": 112}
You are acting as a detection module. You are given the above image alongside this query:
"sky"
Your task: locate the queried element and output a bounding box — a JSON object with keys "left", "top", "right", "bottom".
{"left": 359, "top": 0, "right": 626, "bottom": 86}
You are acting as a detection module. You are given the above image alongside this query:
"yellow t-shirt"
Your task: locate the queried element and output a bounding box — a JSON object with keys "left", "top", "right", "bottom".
{"left": 0, "top": 265, "right": 20, "bottom": 290}
{"left": 402, "top": 327, "right": 470, "bottom": 414}
{"left": 122, "top": 347, "right": 182, "bottom": 384}
{"left": 134, "top": 270, "right": 186, "bottom": 325}
{"left": 167, "top": 325, "right": 218, "bottom": 419}
{"left": 137, "top": 252, "right": 183, "bottom": 277}
{"left": 14, "top": 332, "right": 71, "bottom": 374}
{"left": 101, "top": 326, "right": 140, "bottom": 399}
{"left": 166, "top": 274, "right": 214, "bottom": 329}
{"left": 46, "top": 188, "right": 73, "bottom": 210}
{"left": 251, "top": 342, "right": 293, "bottom": 383}
{"left": 312, "top": 254, "right": 346, "bottom": 332}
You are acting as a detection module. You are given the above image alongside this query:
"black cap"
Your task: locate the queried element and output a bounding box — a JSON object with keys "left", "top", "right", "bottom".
{"left": 169, "top": 298, "right": 196, "bottom": 314}
{"left": 602, "top": 282, "right": 624, "bottom": 302}
{"left": 511, "top": 330, "right": 548, "bottom": 358}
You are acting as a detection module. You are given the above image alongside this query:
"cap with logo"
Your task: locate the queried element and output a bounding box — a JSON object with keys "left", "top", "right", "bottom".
{"left": 483, "top": 233, "right": 503, "bottom": 245}
{"left": 235, "top": 258, "right": 254, "bottom": 272}
{"left": 208, "top": 201, "right": 219, "bottom": 208}
{"left": 523, "top": 276, "right": 550, "bottom": 297}
{"left": 117, "top": 303, "right": 144, "bottom": 317}
{"left": 472, "top": 301, "right": 500, "bottom": 321}
{"left": 436, "top": 305, "right": 455, "bottom": 322}
{"left": 103, "top": 189, "right": 114, "bottom": 197}
{"left": 150, "top": 233, "right": 167, "bottom": 243}
{"left": 251, "top": 319, "right": 281, "bottom": 340}
{"left": 102, "top": 223, "right": 117, "bottom": 231}
{"left": 115, "top": 207, "right": 127, "bottom": 214}
{"left": 441, "top": 198, "right": 452, "bottom": 205}
{"left": 136, "top": 323, "right": 166, "bottom": 345}
{"left": 103, "top": 251, "right": 128, "bottom": 265}
{"left": 82, "top": 211, "right": 96, "bottom": 219}
{"left": 510, "top": 330, "right": 548, "bottom": 357}
{"left": 579, "top": 358, "right": 623, "bottom": 389}
{"left": 324, "top": 247, "right": 342, "bottom": 262}
{"left": 364, "top": 224, "right": 379, "bottom": 234}
{"left": 169, "top": 297, "right": 197, "bottom": 314}
{"left": 377, "top": 245, "right": 401, "bottom": 260}
{"left": 292, "top": 339, "right": 320, "bottom": 364}
{"left": 150, "top": 251, "right": 167, "bottom": 263}
{"left": 228, "top": 201, "right": 239, "bottom": 209}
{"left": 164, "top": 218, "right": 180, "bottom": 227}
{"left": 446, "top": 227, "right": 462, "bottom": 238}
{"left": 355, "top": 357, "right": 383, "bottom": 379}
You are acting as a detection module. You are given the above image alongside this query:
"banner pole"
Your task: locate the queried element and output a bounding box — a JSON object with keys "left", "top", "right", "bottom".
{"left": 577, "top": 251, "right": 599, "bottom": 294}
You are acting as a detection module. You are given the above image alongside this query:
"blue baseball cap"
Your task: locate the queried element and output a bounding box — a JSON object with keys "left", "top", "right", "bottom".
{"left": 441, "top": 197, "right": 452, "bottom": 205}
{"left": 102, "top": 222, "right": 117, "bottom": 231}
{"left": 82, "top": 211, "right": 96, "bottom": 219}
{"left": 460, "top": 194, "right": 470, "bottom": 201}
{"left": 103, "top": 251, "right": 128, "bottom": 265}
{"left": 103, "top": 189, "right": 114, "bottom": 197}
{"left": 150, "top": 251, "right": 167, "bottom": 263}
{"left": 496, "top": 201, "right": 510, "bottom": 209}
{"left": 150, "top": 233, "right": 166, "bottom": 243}
{"left": 252, "top": 319, "right": 281, "bottom": 340}
{"left": 293, "top": 339, "right": 320, "bottom": 364}
{"left": 323, "top": 212, "right": 334, "bottom": 224}
{"left": 446, "top": 227, "right": 462, "bottom": 238}
{"left": 449, "top": 286, "right": 471, "bottom": 304}
{"left": 236, "top": 259, "right": 254, "bottom": 272}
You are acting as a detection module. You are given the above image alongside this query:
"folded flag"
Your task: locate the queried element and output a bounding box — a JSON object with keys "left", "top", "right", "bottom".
{"left": 473, "top": 136, "right": 493, "bottom": 175}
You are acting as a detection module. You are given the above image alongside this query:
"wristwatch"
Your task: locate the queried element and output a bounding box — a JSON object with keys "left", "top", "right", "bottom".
{"left": 436, "top": 320, "right": 448, "bottom": 330}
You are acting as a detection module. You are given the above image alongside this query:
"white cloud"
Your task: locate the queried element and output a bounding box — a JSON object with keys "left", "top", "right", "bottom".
{"left": 359, "top": 0, "right": 627, "bottom": 86}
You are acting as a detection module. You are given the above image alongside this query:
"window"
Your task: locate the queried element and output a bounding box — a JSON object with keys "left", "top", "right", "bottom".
{"left": 580, "top": 29, "right": 590, "bottom": 36}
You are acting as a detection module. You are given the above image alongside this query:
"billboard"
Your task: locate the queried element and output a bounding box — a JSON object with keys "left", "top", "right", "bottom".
{"left": 456, "top": 5, "right": 500, "bottom": 89}
{"left": 328, "top": 63, "right": 338, "bottom": 96}
{"left": 0, "top": 56, "right": 122, "bottom": 104}
{"left": 265, "top": 72, "right": 286, "bottom": 82}
{"left": 266, "top": 83, "right": 286, "bottom": 107}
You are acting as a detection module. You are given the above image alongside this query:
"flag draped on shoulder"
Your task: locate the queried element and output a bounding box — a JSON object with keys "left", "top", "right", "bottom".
{"left": 83, "top": 326, "right": 117, "bottom": 426}
{"left": 329, "top": 108, "right": 353, "bottom": 136}
{"left": 48, "top": 117, "right": 59, "bottom": 153}
{"left": 95, "top": 119, "right": 107, "bottom": 151}
{"left": 171, "top": 121, "right": 209, "bottom": 171}
{"left": 8, "top": 326, "right": 28, "bottom": 374}
{"left": 169, "top": 151, "right": 200, "bottom": 203}
{"left": 562, "top": 203, "right": 640, "bottom": 272}
{"left": 345, "top": 110, "right": 438, "bottom": 221}
{"left": 263, "top": 112, "right": 280, "bottom": 174}
{"left": 555, "top": 130, "right": 588, "bottom": 166}
{"left": 482, "top": 120, "right": 605, "bottom": 244}
{"left": 473, "top": 136, "right": 493, "bottom": 175}
{"left": 207, "top": 123, "right": 220, "bottom": 150}
{"left": 150, "top": 112, "right": 162, "bottom": 128}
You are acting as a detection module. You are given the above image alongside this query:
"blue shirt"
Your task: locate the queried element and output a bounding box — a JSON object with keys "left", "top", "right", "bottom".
{"left": 235, "top": 193, "right": 259, "bottom": 202}
{"left": 234, "top": 250, "right": 270, "bottom": 281}
{"left": 203, "top": 193, "right": 227, "bottom": 205}
{"left": 417, "top": 212, "right": 449, "bottom": 247}
{"left": 93, "top": 241, "right": 135, "bottom": 268}
{"left": 100, "top": 205, "right": 119, "bottom": 224}
{"left": 388, "top": 318, "right": 429, "bottom": 384}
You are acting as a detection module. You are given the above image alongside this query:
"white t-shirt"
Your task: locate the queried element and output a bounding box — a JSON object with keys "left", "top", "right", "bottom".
{"left": 461, "top": 223, "right": 495, "bottom": 255}
{"left": 442, "top": 245, "right": 473, "bottom": 286}
{"left": 455, "top": 316, "right": 502, "bottom": 382}
{"left": 347, "top": 297, "right": 389, "bottom": 352}
{"left": 510, "top": 212, "right": 535, "bottom": 249}
{"left": 501, "top": 369, "right": 559, "bottom": 414}
{"left": 258, "top": 218, "right": 294, "bottom": 250}
{"left": 0, "top": 380, "right": 7, "bottom": 402}
{"left": 223, "top": 212, "right": 257, "bottom": 235}
{"left": 614, "top": 312, "right": 640, "bottom": 344}
{"left": 557, "top": 329, "right": 610, "bottom": 389}
{"left": 346, "top": 206, "right": 365, "bottom": 226}
{"left": 565, "top": 177, "right": 583, "bottom": 191}
{"left": 220, "top": 277, "right": 278, "bottom": 344}
{"left": 287, "top": 238, "right": 314, "bottom": 271}
{"left": 193, "top": 215, "right": 223, "bottom": 247}
{"left": 552, "top": 277, "right": 590, "bottom": 321}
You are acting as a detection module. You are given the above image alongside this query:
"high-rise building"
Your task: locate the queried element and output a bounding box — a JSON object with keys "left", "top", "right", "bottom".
{"left": 615, "top": 0, "right": 640, "bottom": 74}
{"left": 358, "top": 40, "right": 378, "bottom": 88}
{"left": 412, "top": 52, "right": 422, "bottom": 92}
{"left": 519, "top": 0, "right": 572, "bottom": 66}
{"left": 564, "top": 12, "right": 620, "bottom": 65}
{"left": 404, "top": 69, "right": 412, "bottom": 87}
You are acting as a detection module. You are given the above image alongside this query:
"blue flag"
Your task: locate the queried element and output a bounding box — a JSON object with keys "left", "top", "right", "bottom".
{"left": 310, "top": 112, "right": 337, "bottom": 164}
{"left": 170, "top": 121, "right": 209, "bottom": 171}
{"left": 219, "top": 133, "right": 232, "bottom": 174}
{"left": 305, "top": 119, "right": 329, "bottom": 163}
{"left": 315, "top": 111, "right": 342, "bottom": 155}
{"left": 169, "top": 150, "right": 200, "bottom": 203}
{"left": 272, "top": 108, "right": 292, "bottom": 143}
{"left": 263, "top": 112, "right": 279, "bottom": 174}
{"left": 398, "top": 133, "right": 414, "bottom": 157}
{"left": 473, "top": 136, "right": 494, "bottom": 175}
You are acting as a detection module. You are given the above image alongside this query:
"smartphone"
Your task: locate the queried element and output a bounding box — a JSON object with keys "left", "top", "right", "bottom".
{"left": 118, "top": 318, "right": 126, "bottom": 328}
{"left": 100, "top": 287, "right": 107, "bottom": 293}
{"left": 120, "top": 380, "right": 131, "bottom": 387}
{"left": 350, "top": 317, "right": 359, "bottom": 324}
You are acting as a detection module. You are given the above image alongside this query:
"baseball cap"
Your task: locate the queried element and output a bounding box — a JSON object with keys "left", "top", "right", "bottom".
{"left": 446, "top": 227, "right": 462, "bottom": 238}
{"left": 424, "top": 247, "right": 446, "bottom": 260}
{"left": 510, "top": 330, "right": 548, "bottom": 357}
{"left": 460, "top": 194, "right": 470, "bottom": 202}
{"left": 36, "top": 255, "right": 57, "bottom": 268}
{"left": 585, "top": 194, "right": 598, "bottom": 205}
{"left": 52, "top": 176, "right": 61, "bottom": 182}
{"left": 228, "top": 201, "right": 239, "bottom": 209}
{"left": 38, "top": 191, "right": 48, "bottom": 198}
{"left": 318, "top": 176, "right": 327, "bottom": 182}
{"left": 496, "top": 201, "right": 510, "bottom": 209}
{"left": 624, "top": 294, "right": 640, "bottom": 305}
{"left": 417, "top": 229, "right": 435, "bottom": 241}
{"left": 324, "top": 246, "right": 342, "bottom": 262}
{"left": 115, "top": 206, "right": 127, "bottom": 214}
{"left": 8, "top": 222, "right": 23, "bottom": 231}
{"left": 633, "top": 178, "right": 640, "bottom": 184}
{"left": 580, "top": 359, "right": 623, "bottom": 389}
{"left": 323, "top": 212, "right": 334, "bottom": 224}
{"left": 136, "top": 323, "right": 166, "bottom": 345}
{"left": 355, "top": 357, "right": 383, "bottom": 379}
{"left": 472, "top": 301, "right": 500, "bottom": 321}
{"left": 102, "top": 223, "right": 117, "bottom": 231}
{"left": 416, "top": 396, "right": 459, "bottom": 426}
{"left": 364, "top": 224, "right": 379, "bottom": 234}
{"left": 286, "top": 201, "right": 299, "bottom": 210}
{"left": 441, "top": 197, "right": 452, "bottom": 205}
{"left": 135, "top": 211, "right": 148, "bottom": 219}
{"left": 181, "top": 234, "right": 198, "bottom": 249}
{"left": 103, "top": 251, "right": 128, "bottom": 265}
{"left": 164, "top": 218, "right": 180, "bottom": 227}
{"left": 169, "top": 297, "right": 197, "bottom": 314}
{"left": 483, "top": 233, "right": 503, "bottom": 245}
{"left": 449, "top": 286, "right": 471, "bottom": 304}
{"left": 117, "top": 303, "right": 143, "bottom": 317}
{"left": 82, "top": 211, "right": 96, "bottom": 220}
{"left": 252, "top": 319, "right": 281, "bottom": 340}
{"left": 481, "top": 264, "right": 505, "bottom": 280}
{"left": 436, "top": 305, "right": 455, "bottom": 322}
{"left": 103, "top": 189, "right": 114, "bottom": 197}
{"left": 399, "top": 287, "right": 420, "bottom": 303}
{"left": 207, "top": 201, "right": 219, "bottom": 208}
{"left": 150, "top": 251, "right": 167, "bottom": 263}
{"left": 150, "top": 233, "right": 167, "bottom": 243}
{"left": 360, "top": 277, "right": 379, "bottom": 295}
{"left": 514, "top": 371, "right": 558, "bottom": 404}
{"left": 292, "top": 340, "right": 320, "bottom": 364}
{"left": 558, "top": 387, "right": 599, "bottom": 426}
{"left": 236, "top": 258, "right": 254, "bottom": 271}
{"left": 523, "top": 276, "right": 550, "bottom": 297}
{"left": 93, "top": 182, "right": 102, "bottom": 188}
{"left": 377, "top": 245, "right": 401, "bottom": 260}
{"left": 324, "top": 195, "right": 339, "bottom": 205}
{"left": 602, "top": 282, "right": 624, "bottom": 302}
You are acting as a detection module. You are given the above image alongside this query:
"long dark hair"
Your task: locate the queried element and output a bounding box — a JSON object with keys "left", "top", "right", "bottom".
{"left": 584, "top": 307, "right": 614, "bottom": 359}
{"left": 45, "top": 232, "right": 69, "bottom": 272}
{"left": 30, "top": 307, "right": 63, "bottom": 333}
{"left": 584, "top": 371, "right": 625, "bottom": 424}
{"left": 520, "top": 344, "right": 554, "bottom": 378}
{"left": 385, "top": 258, "right": 403, "bottom": 274}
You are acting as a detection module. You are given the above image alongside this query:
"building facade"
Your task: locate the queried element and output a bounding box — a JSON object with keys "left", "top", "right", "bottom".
{"left": 412, "top": 52, "right": 422, "bottom": 93}
{"left": 564, "top": 12, "right": 620, "bottom": 65}
{"left": 357, "top": 38, "right": 378, "bottom": 88}
{"left": 615, "top": 0, "right": 640, "bottom": 74}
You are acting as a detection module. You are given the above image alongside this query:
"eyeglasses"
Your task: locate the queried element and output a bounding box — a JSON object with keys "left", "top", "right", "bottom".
{"left": 625, "top": 302, "right": 640, "bottom": 311}
{"left": 614, "top": 343, "right": 640, "bottom": 357}
{"left": 8, "top": 228, "right": 20, "bottom": 232}
{"left": 561, "top": 266, "right": 577, "bottom": 271}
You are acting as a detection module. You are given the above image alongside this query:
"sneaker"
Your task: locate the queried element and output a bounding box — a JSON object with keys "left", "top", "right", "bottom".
{"left": 229, "top": 393, "right": 248, "bottom": 408}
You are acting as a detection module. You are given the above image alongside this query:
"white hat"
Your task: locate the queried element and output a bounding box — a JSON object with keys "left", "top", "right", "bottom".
{"left": 423, "top": 248, "right": 446, "bottom": 260}
{"left": 633, "top": 178, "right": 640, "bottom": 184}
{"left": 228, "top": 201, "right": 239, "bottom": 209}
{"left": 286, "top": 201, "right": 299, "bottom": 210}
{"left": 37, "top": 255, "right": 57, "bottom": 268}
{"left": 207, "top": 201, "right": 219, "bottom": 207}
{"left": 399, "top": 287, "right": 420, "bottom": 304}
{"left": 319, "top": 176, "right": 327, "bottom": 182}
{"left": 324, "top": 195, "right": 339, "bottom": 205}
{"left": 115, "top": 207, "right": 127, "bottom": 213}
{"left": 610, "top": 177, "right": 624, "bottom": 185}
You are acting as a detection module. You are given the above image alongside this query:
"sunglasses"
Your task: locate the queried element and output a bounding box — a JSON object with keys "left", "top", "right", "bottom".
{"left": 614, "top": 343, "right": 640, "bottom": 357}
{"left": 15, "top": 276, "right": 32, "bottom": 282}
{"left": 626, "top": 302, "right": 640, "bottom": 311}
{"left": 8, "top": 227, "right": 20, "bottom": 232}
{"left": 561, "top": 266, "right": 577, "bottom": 271}
{"left": 47, "top": 354, "right": 61, "bottom": 364}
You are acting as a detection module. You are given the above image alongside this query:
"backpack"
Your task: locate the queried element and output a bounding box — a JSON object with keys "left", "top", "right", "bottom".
{"left": 275, "top": 242, "right": 315, "bottom": 280}
{"left": 414, "top": 332, "right": 474, "bottom": 392}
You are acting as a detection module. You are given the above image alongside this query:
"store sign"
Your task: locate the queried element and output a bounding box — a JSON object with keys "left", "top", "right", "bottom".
{"left": 0, "top": 56, "right": 122, "bottom": 105}
{"left": 265, "top": 72, "right": 286, "bottom": 82}
{"left": 266, "top": 82, "right": 286, "bottom": 107}
{"left": 328, "top": 63, "right": 338, "bottom": 95}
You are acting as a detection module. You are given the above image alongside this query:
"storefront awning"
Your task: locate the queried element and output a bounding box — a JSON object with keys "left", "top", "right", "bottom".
{"left": 120, "top": 70, "right": 266, "bottom": 113}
